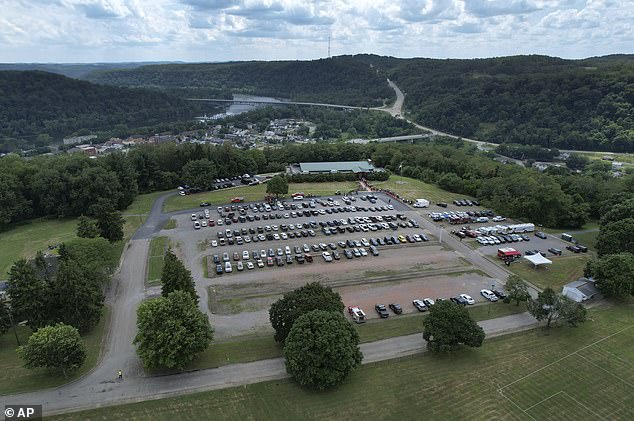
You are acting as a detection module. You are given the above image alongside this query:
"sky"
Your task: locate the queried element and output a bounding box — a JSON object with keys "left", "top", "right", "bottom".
{"left": 0, "top": 0, "right": 633, "bottom": 63}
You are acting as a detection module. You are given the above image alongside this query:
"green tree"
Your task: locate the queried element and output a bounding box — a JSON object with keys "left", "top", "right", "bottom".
{"left": 7, "top": 259, "right": 52, "bottom": 330}
{"left": 596, "top": 218, "right": 634, "bottom": 256}
{"left": 134, "top": 291, "right": 213, "bottom": 370}
{"left": 92, "top": 199, "right": 125, "bottom": 243}
{"left": 599, "top": 198, "right": 634, "bottom": 227}
{"left": 76, "top": 215, "right": 100, "bottom": 238}
{"left": 586, "top": 253, "right": 634, "bottom": 299}
{"left": 182, "top": 159, "right": 217, "bottom": 189}
{"left": 284, "top": 310, "right": 362, "bottom": 389}
{"left": 422, "top": 300, "right": 485, "bottom": 352}
{"left": 566, "top": 154, "right": 590, "bottom": 171}
{"left": 504, "top": 275, "right": 531, "bottom": 305}
{"left": 52, "top": 258, "right": 104, "bottom": 334}
{"left": 527, "top": 287, "right": 587, "bottom": 328}
{"left": 269, "top": 282, "right": 344, "bottom": 343}
{"left": 0, "top": 296, "right": 11, "bottom": 335}
{"left": 266, "top": 174, "right": 289, "bottom": 198}
{"left": 17, "top": 323, "right": 86, "bottom": 378}
{"left": 161, "top": 249, "right": 198, "bottom": 303}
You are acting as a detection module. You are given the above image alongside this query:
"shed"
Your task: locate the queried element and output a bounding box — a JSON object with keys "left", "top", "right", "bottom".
{"left": 563, "top": 278, "right": 600, "bottom": 303}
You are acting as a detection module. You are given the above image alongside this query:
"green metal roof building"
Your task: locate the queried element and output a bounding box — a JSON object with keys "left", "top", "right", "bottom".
{"left": 297, "top": 160, "right": 378, "bottom": 174}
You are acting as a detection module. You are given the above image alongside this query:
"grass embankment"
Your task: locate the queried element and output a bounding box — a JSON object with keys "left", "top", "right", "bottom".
{"left": 162, "top": 181, "right": 359, "bottom": 213}
{"left": 52, "top": 305, "right": 633, "bottom": 420}
{"left": 506, "top": 254, "right": 592, "bottom": 291}
{"left": 147, "top": 236, "right": 168, "bottom": 285}
{"left": 163, "top": 218, "right": 177, "bottom": 230}
{"left": 0, "top": 307, "right": 110, "bottom": 395}
{"left": 372, "top": 175, "right": 471, "bottom": 203}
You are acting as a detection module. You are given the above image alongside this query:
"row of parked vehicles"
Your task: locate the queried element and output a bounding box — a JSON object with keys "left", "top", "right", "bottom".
{"left": 349, "top": 289, "right": 507, "bottom": 322}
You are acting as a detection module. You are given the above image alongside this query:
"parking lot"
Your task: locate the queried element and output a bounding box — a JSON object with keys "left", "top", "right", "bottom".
{"left": 160, "top": 192, "right": 509, "bottom": 336}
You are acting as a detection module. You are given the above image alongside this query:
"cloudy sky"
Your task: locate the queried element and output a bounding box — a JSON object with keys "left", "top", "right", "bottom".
{"left": 1, "top": 0, "right": 632, "bottom": 63}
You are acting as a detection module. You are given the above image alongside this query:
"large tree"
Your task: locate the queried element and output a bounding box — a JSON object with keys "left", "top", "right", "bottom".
{"left": 0, "top": 296, "right": 11, "bottom": 335}
{"left": 91, "top": 199, "right": 125, "bottom": 243}
{"left": 52, "top": 258, "right": 104, "bottom": 334}
{"left": 504, "top": 275, "right": 531, "bottom": 306}
{"left": 17, "top": 323, "right": 86, "bottom": 378}
{"left": 586, "top": 253, "right": 634, "bottom": 299}
{"left": 423, "top": 300, "right": 485, "bottom": 352}
{"left": 596, "top": 218, "right": 634, "bottom": 256}
{"left": 600, "top": 198, "right": 634, "bottom": 227}
{"left": 269, "top": 282, "right": 344, "bottom": 343}
{"left": 266, "top": 174, "right": 289, "bottom": 198}
{"left": 76, "top": 215, "right": 100, "bottom": 239}
{"left": 7, "top": 259, "right": 52, "bottom": 330}
{"left": 527, "top": 287, "right": 587, "bottom": 328}
{"left": 161, "top": 249, "right": 198, "bottom": 303}
{"left": 284, "top": 310, "right": 362, "bottom": 389}
{"left": 134, "top": 291, "right": 213, "bottom": 370}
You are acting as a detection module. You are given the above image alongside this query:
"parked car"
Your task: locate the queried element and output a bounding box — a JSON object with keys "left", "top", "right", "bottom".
{"left": 492, "top": 289, "right": 507, "bottom": 299}
{"left": 388, "top": 303, "right": 403, "bottom": 314}
{"left": 413, "top": 299, "right": 428, "bottom": 312}
{"left": 224, "top": 262, "right": 233, "bottom": 273}
{"left": 459, "top": 294, "right": 475, "bottom": 305}
{"left": 450, "top": 296, "right": 468, "bottom": 306}
{"left": 535, "top": 231, "right": 547, "bottom": 239}
{"left": 480, "top": 289, "right": 498, "bottom": 302}
{"left": 548, "top": 247, "right": 563, "bottom": 256}
{"left": 215, "top": 264, "right": 223, "bottom": 274}
{"left": 375, "top": 304, "right": 389, "bottom": 318}
{"left": 422, "top": 298, "right": 435, "bottom": 307}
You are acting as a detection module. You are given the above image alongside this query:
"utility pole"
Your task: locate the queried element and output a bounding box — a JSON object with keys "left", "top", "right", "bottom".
{"left": 328, "top": 33, "right": 331, "bottom": 59}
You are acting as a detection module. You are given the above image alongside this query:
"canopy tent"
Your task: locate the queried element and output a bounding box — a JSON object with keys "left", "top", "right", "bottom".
{"left": 523, "top": 254, "right": 553, "bottom": 268}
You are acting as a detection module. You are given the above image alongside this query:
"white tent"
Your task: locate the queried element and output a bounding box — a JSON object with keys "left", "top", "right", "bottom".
{"left": 523, "top": 254, "right": 553, "bottom": 268}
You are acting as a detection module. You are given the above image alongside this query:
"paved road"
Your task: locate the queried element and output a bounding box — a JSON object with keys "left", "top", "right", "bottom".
{"left": 2, "top": 311, "right": 537, "bottom": 416}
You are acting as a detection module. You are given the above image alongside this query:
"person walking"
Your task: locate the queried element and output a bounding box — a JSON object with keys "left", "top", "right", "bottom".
{"left": 117, "top": 369, "right": 123, "bottom": 381}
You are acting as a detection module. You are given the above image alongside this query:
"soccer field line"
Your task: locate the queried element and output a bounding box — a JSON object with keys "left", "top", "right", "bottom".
{"left": 577, "top": 353, "right": 634, "bottom": 389}
{"left": 499, "top": 324, "right": 634, "bottom": 391}
{"left": 498, "top": 388, "right": 538, "bottom": 421}
{"left": 523, "top": 390, "right": 563, "bottom": 412}
{"left": 562, "top": 391, "right": 606, "bottom": 420}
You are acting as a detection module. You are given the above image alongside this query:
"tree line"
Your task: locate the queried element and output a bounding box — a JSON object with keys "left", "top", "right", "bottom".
{"left": 0, "top": 71, "right": 207, "bottom": 152}
{"left": 3, "top": 140, "right": 633, "bottom": 231}
{"left": 85, "top": 56, "right": 394, "bottom": 107}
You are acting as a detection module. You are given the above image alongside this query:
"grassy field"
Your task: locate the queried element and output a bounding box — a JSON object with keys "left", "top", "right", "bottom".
{"left": 163, "top": 181, "right": 359, "bottom": 213}
{"left": 507, "top": 254, "right": 593, "bottom": 290}
{"left": 51, "top": 305, "right": 634, "bottom": 420}
{"left": 0, "top": 218, "right": 78, "bottom": 277}
{"left": 372, "top": 175, "right": 471, "bottom": 203}
{"left": 122, "top": 190, "right": 172, "bottom": 216}
{"left": 0, "top": 307, "right": 110, "bottom": 395}
{"left": 163, "top": 218, "right": 177, "bottom": 230}
{"left": 147, "top": 236, "right": 168, "bottom": 284}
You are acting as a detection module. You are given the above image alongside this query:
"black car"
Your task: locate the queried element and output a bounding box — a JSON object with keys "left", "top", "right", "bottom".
{"left": 450, "top": 296, "right": 468, "bottom": 306}
{"left": 436, "top": 202, "right": 448, "bottom": 208}
{"left": 375, "top": 304, "right": 389, "bottom": 318}
{"left": 215, "top": 264, "right": 223, "bottom": 274}
{"left": 492, "top": 289, "right": 507, "bottom": 299}
{"left": 566, "top": 245, "right": 581, "bottom": 253}
{"left": 389, "top": 303, "right": 403, "bottom": 314}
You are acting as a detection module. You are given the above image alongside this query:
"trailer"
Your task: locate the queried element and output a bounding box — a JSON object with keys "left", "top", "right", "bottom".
{"left": 348, "top": 306, "right": 367, "bottom": 323}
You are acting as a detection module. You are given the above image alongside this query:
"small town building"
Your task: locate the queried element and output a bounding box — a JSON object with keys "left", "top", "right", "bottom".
{"left": 289, "top": 160, "right": 380, "bottom": 176}
{"left": 562, "top": 278, "right": 600, "bottom": 302}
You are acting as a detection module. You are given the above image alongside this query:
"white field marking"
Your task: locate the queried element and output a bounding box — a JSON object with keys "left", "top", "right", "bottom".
{"left": 563, "top": 392, "right": 606, "bottom": 420}
{"left": 523, "top": 390, "right": 564, "bottom": 412}
{"left": 577, "top": 353, "right": 634, "bottom": 389}
{"left": 497, "top": 388, "right": 538, "bottom": 421}
{"left": 499, "top": 325, "right": 634, "bottom": 391}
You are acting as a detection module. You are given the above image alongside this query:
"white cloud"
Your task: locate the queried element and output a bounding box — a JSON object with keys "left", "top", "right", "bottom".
{"left": 0, "top": 0, "right": 631, "bottom": 62}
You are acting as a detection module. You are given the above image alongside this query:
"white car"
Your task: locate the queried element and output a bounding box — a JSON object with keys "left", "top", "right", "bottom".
{"left": 260, "top": 249, "right": 267, "bottom": 258}
{"left": 211, "top": 240, "right": 218, "bottom": 247}
{"left": 359, "top": 248, "right": 368, "bottom": 256}
{"left": 480, "top": 289, "right": 499, "bottom": 302}
{"left": 242, "top": 251, "right": 249, "bottom": 260}
{"left": 387, "top": 205, "right": 394, "bottom": 210}
{"left": 217, "top": 219, "right": 223, "bottom": 226}
{"left": 256, "top": 259, "right": 265, "bottom": 268}
{"left": 237, "top": 261, "right": 244, "bottom": 271}
{"left": 224, "top": 262, "right": 233, "bottom": 273}
{"left": 422, "top": 298, "right": 435, "bottom": 307}
{"left": 246, "top": 261, "right": 255, "bottom": 270}
{"left": 191, "top": 213, "right": 197, "bottom": 221}
{"left": 361, "top": 238, "right": 370, "bottom": 247}
{"left": 322, "top": 252, "right": 333, "bottom": 262}
{"left": 193, "top": 221, "right": 201, "bottom": 230}
{"left": 201, "top": 220, "right": 208, "bottom": 227}
{"left": 460, "top": 294, "right": 475, "bottom": 305}
{"left": 285, "top": 246, "right": 291, "bottom": 255}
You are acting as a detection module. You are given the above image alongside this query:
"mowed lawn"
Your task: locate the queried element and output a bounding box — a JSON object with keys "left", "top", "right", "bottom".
{"left": 163, "top": 181, "right": 359, "bottom": 213}
{"left": 372, "top": 176, "right": 471, "bottom": 203}
{"left": 122, "top": 189, "right": 172, "bottom": 216}
{"left": 0, "top": 307, "right": 110, "bottom": 395}
{"left": 51, "top": 305, "right": 634, "bottom": 420}
{"left": 147, "top": 236, "right": 168, "bottom": 284}
{"left": 507, "top": 254, "right": 592, "bottom": 290}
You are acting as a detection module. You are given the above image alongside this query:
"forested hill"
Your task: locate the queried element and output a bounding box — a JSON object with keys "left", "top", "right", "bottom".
{"left": 84, "top": 56, "right": 394, "bottom": 107}
{"left": 378, "top": 55, "right": 634, "bottom": 152}
{"left": 0, "top": 71, "right": 204, "bottom": 151}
